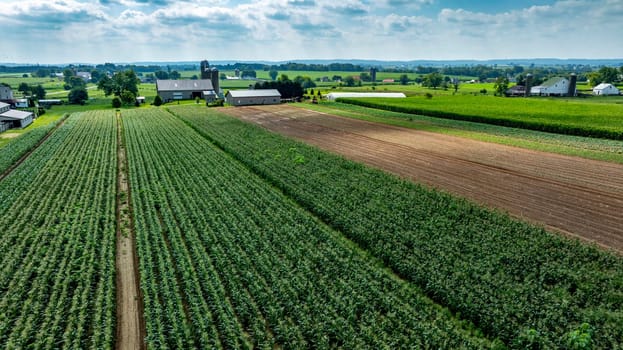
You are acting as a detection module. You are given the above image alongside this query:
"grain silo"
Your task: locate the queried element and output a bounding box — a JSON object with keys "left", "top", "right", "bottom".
{"left": 567, "top": 73, "right": 577, "bottom": 97}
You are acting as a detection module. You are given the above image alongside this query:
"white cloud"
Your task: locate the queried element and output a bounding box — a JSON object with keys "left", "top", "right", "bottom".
{"left": 0, "top": 0, "right": 621, "bottom": 63}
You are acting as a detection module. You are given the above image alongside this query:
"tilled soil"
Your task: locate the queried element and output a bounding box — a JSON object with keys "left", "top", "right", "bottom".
{"left": 220, "top": 104, "right": 623, "bottom": 252}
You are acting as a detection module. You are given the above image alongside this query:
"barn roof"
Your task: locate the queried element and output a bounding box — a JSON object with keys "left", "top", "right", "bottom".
{"left": 593, "top": 83, "right": 616, "bottom": 90}
{"left": 540, "top": 77, "right": 567, "bottom": 88}
{"left": 0, "top": 109, "right": 33, "bottom": 120}
{"left": 156, "top": 79, "right": 214, "bottom": 91}
{"left": 227, "top": 89, "right": 281, "bottom": 98}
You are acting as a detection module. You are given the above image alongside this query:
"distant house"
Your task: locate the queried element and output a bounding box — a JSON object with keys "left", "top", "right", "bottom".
{"left": 76, "top": 71, "right": 92, "bottom": 82}
{"left": 0, "top": 102, "right": 33, "bottom": 129}
{"left": 156, "top": 79, "right": 215, "bottom": 102}
{"left": 593, "top": 83, "right": 620, "bottom": 96}
{"left": 0, "top": 84, "right": 14, "bottom": 100}
{"left": 382, "top": 79, "right": 395, "bottom": 83}
{"left": 15, "top": 99, "right": 28, "bottom": 108}
{"left": 326, "top": 92, "right": 406, "bottom": 101}
{"left": 530, "top": 77, "right": 573, "bottom": 96}
{"left": 225, "top": 89, "right": 281, "bottom": 106}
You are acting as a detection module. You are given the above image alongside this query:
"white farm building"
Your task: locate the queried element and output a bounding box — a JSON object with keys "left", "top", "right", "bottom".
{"left": 593, "top": 83, "right": 620, "bottom": 96}
{"left": 326, "top": 92, "right": 406, "bottom": 101}
{"left": 225, "top": 89, "right": 281, "bottom": 106}
{"left": 530, "top": 77, "right": 576, "bottom": 96}
{"left": 0, "top": 102, "right": 34, "bottom": 131}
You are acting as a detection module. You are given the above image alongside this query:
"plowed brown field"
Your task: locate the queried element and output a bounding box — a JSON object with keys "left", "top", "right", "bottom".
{"left": 220, "top": 104, "right": 623, "bottom": 252}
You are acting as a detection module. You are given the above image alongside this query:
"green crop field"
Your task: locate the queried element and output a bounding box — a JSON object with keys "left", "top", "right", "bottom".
{"left": 0, "top": 111, "right": 117, "bottom": 348}
{"left": 339, "top": 94, "right": 623, "bottom": 139}
{"left": 171, "top": 105, "right": 623, "bottom": 348}
{"left": 1, "top": 105, "right": 622, "bottom": 349}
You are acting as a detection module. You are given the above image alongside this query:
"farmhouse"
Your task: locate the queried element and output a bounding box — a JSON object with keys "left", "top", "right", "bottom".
{"left": 593, "top": 83, "right": 620, "bottom": 96}
{"left": 156, "top": 79, "right": 216, "bottom": 102}
{"left": 0, "top": 102, "right": 33, "bottom": 129}
{"left": 530, "top": 76, "right": 576, "bottom": 96}
{"left": 326, "top": 92, "right": 406, "bottom": 101}
{"left": 0, "top": 84, "right": 14, "bottom": 101}
{"left": 225, "top": 89, "right": 281, "bottom": 106}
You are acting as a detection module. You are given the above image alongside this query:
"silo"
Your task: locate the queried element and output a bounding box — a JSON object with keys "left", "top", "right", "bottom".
{"left": 568, "top": 73, "right": 577, "bottom": 97}
{"left": 370, "top": 67, "right": 377, "bottom": 83}
{"left": 524, "top": 74, "right": 533, "bottom": 97}
{"left": 210, "top": 68, "right": 220, "bottom": 97}
{"left": 200, "top": 60, "right": 210, "bottom": 80}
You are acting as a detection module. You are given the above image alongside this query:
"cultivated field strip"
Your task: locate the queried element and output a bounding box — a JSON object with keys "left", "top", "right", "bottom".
{"left": 0, "top": 115, "right": 64, "bottom": 177}
{"left": 122, "top": 108, "right": 492, "bottom": 349}
{"left": 175, "top": 105, "right": 623, "bottom": 349}
{"left": 221, "top": 105, "right": 623, "bottom": 250}
{"left": 0, "top": 112, "right": 117, "bottom": 348}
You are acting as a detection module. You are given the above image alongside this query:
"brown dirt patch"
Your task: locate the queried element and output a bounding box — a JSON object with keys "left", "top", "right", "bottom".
{"left": 220, "top": 104, "right": 623, "bottom": 253}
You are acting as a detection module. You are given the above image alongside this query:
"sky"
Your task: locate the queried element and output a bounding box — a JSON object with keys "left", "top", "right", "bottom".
{"left": 1, "top": 0, "right": 622, "bottom": 64}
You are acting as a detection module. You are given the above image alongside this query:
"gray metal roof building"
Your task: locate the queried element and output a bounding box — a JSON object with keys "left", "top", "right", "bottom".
{"left": 225, "top": 89, "right": 282, "bottom": 106}
{"left": 156, "top": 79, "right": 215, "bottom": 102}
{"left": 0, "top": 102, "right": 34, "bottom": 129}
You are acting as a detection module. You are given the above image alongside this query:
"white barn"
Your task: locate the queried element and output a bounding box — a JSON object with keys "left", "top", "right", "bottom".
{"left": 0, "top": 102, "right": 33, "bottom": 129}
{"left": 593, "top": 83, "right": 620, "bottom": 96}
{"left": 326, "top": 92, "right": 406, "bottom": 101}
{"left": 226, "top": 89, "right": 281, "bottom": 106}
{"left": 530, "top": 77, "right": 573, "bottom": 96}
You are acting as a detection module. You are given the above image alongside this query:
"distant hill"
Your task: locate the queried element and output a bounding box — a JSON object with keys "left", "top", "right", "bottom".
{"left": 2, "top": 58, "right": 622, "bottom": 69}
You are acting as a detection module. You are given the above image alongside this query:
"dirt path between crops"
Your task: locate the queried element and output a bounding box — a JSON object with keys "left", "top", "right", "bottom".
{"left": 116, "top": 112, "right": 145, "bottom": 350}
{"left": 220, "top": 104, "right": 623, "bottom": 253}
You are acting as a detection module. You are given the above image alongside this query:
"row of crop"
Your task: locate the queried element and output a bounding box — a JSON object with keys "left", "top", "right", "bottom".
{"left": 122, "top": 108, "right": 493, "bottom": 349}
{"left": 337, "top": 98, "right": 623, "bottom": 140}
{"left": 172, "top": 105, "right": 623, "bottom": 349}
{"left": 0, "top": 111, "right": 117, "bottom": 348}
{"left": 0, "top": 114, "right": 66, "bottom": 175}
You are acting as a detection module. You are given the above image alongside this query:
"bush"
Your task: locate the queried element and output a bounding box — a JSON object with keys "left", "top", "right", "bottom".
{"left": 112, "top": 97, "right": 122, "bottom": 108}
{"left": 153, "top": 95, "right": 163, "bottom": 107}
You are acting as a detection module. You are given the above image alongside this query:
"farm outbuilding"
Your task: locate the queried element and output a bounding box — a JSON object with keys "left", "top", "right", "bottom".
{"left": 593, "top": 83, "right": 620, "bottom": 96}
{"left": 0, "top": 102, "right": 33, "bottom": 129}
{"left": 225, "top": 89, "right": 281, "bottom": 106}
{"left": 326, "top": 92, "right": 406, "bottom": 101}
{"left": 156, "top": 79, "right": 216, "bottom": 102}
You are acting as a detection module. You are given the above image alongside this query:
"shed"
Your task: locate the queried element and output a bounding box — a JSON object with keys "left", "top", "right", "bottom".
{"left": 0, "top": 108, "right": 34, "bottom": 129}
{"left": 505, "top": 85, "right": 526, "bottom": 97}
{"left": 156, "top": 79, "right": 215, "bottom": 102}
{"left": 225, "top": 89, "right": 281, "bottom": 106}
{"left": 593, "top": 83, "right": 620, "bottom": 96}
{"left": 326, "top": 92, "right": 406, "bottom": 101}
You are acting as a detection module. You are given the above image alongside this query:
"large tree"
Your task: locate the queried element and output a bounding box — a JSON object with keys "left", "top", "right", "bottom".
{"left": 17, "top": 82, "right": 31, "bottom": 96}
{"left": 97, "top": 70, "right": 139, "bottom": 105}
{"left": 423, "top": 72, "right": 442, "bottom": 89}
{"left": 493, "top": 77, "right": 509, "bottom": 96}
{"left": 68, "top": 87, "right": 88, "bottom": 105}
{"left": 33, "top": 85, "right": 46, "bottom": 100}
